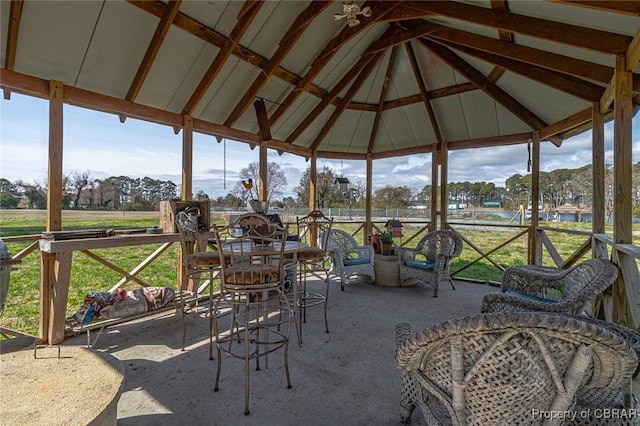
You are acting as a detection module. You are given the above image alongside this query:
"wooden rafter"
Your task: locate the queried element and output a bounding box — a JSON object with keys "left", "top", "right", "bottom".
{"left": 425, "top": 24, "right": 613, "bottom": 85}
{"left": 309, "top": 53, "right": 384, "bottom": 151}
{"left": 406, "top": 0, "right": 631, "bottom": 54}
{"left": 405, "top": 41, "right": 443, "bottom": 145}
{"left": 180, "top": 1, "right": 263, "bottom": 116}
{"left": 367, "top": 46, "right": 398, "bottom": 153}
{"left": 547, "top": 1, "right": 640, "bottom": 16}
{"left": 223, "top": 1, "right": 331, "bottom": 129}
{"left": 285, "top": 54, "right": 378, "bottom": 144}
{"left": 418, "top": 39, "right": 552, "bottom": 139}
{"left": 125, "top": 0, "right": 181, "bottom": 105}
{"left": 267, "top": 1, "right": 401, "bottom": 128}
{"left": 3, "top": 0, "right": 23, "bottom": 100}
{"left": 486, "top": 0, "right": 511, "bottom": 82}
{"left": 128, "top": 0, "right": 334, "bottom": 105}
{"left": 433, "top": 40, "right": 605, "bottom": 102}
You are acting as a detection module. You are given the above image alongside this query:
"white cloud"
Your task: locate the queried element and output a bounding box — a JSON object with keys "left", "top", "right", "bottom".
{"left": 2, "top": 94, "right": 639, "bottom": 200}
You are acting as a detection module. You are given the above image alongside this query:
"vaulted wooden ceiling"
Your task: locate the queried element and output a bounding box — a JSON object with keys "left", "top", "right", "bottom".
{"left": 2, "top": 0, "right": 640, "bottom": 160}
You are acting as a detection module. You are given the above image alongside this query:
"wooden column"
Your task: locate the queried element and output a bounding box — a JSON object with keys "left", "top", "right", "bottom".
{"left": 309, "top": 154, "right": 317, "bottom": 212}
{"left": 592, "top": 102, "right": 606, "bottom": 236}
{"left": 613, "top": 54, "right": 633, "bottom": 245}
{"left": 365, "top": 154, "right": 373, "bottom": 244}
{"left": 41, "top": 80, "right": 70, "bottom": 345}
{"left": 181, "top": 115, "right": 193, "bottom": 200}
{"left": 612, "top": 54, "right": 634, "bottom": 325}
{"left": 259, "top": 142, "right": 267, "bottom": 201}
{"left": 430, "top": 149, "right": 438, "bottom": 231}
{"left": 47, "top": 80, "right": 63, "bottom": 232}
{"left": 440, "top": 144, "right": 449, "bottom": 230}
{"left": 530, "top": 131, "right": 541, "bottom": 265}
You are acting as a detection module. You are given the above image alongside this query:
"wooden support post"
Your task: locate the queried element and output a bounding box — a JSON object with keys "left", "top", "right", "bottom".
{"left": 592, "top": 102, "right": 606, "bottom": 236}
{"left": 613, "top": 54, "right": 633, "bottom": 245}
{"left": 612, "top": 54, "right": 633, "bottom": 324}
{"left": 47, "top": 80, "right": 63, "bottom": 232}
{"left": 181, "top": 115, "right": 193, "bottom": 200}
{"left": 40, "top": 80, "right": 64, "bottom": 344}
{"left": 440, "top": 143, "right": 448, "bottom": 230}
{"left": 430, "top": 149, "right": 439, "bottom": 231}
{"left": 530, "top": 131, "right": 541, "bottom": 265}
{"left": 365, "top": 154, "right": 373, "bottom": 244}
{"left": 259, "top": 142, "right": 267, "bottom": 201}
{"left": 309, "top": 154, "right": 317, "bottom": 212}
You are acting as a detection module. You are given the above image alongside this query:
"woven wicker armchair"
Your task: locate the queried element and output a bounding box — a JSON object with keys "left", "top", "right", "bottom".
{"left": 320, "top": 229, "right": 375, "bottom": 291}
{"left": 395, "top": 312, "right": 638, "bottom": 425}
{"left": 397, "top": 230, "right": 463, "bottom": 297}
{"left": 480, "top": 258, "right": 618, "bottom": 315}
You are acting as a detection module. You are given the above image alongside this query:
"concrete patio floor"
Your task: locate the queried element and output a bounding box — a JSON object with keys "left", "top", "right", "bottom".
{"left": 61, "top": 278, "right": 495, "bottom": 425}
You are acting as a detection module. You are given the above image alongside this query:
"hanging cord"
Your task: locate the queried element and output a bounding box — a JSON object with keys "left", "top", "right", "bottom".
{"left": 223, "top": 138, "right": 227, "bottom": 190}
{"left": 527, "top": 139, "right": 532, "bottom": 173}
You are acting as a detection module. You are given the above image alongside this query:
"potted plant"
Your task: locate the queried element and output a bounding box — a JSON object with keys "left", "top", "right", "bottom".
{"left": 380, "top": 231, "right": 394, "bottom": 255}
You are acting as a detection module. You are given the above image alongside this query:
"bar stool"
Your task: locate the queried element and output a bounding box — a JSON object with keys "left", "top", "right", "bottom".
{"left": 295, "top": 210, "right": 333, "bottom": 343}
{"left": 175, "top": 210, "right": 221, "bottom": 351}
{"left": 209, "top": 213, "right": 292, "bottom": 415}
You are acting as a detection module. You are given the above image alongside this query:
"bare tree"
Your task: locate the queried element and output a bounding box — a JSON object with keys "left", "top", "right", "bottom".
{"left": 232, "top": 162, "right": 287, "bottom": 203}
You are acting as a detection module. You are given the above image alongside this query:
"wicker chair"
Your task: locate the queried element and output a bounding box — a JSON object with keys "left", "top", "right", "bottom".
{"left": 480, "top": 258, "right": 618, "bottom": 315}
{"left": 295, "top": 210, "right": 333, "bottom": 341}
{"left": 395, "top": 312, "right": 638, "bottom": 425}
{"left": 175, "top": 209, "right": 222, "bottom": 351}
{"left": 320, "top": 229, "right": 375, "bottom": 291}
{"left": 397, "top": 230, "right": 463, "bottom": 297}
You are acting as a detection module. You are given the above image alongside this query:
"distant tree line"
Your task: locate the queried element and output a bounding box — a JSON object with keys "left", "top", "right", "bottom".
{"left": 2, "top": 162, "right": 639, "bottom": 215}
{"left": 0, "top": 173, "right": 177, "bottom": 210}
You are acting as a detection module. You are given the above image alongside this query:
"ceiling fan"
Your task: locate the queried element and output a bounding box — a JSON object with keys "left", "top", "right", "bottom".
{"left": 333, "top": 2, "right": 372, "bottom": 27}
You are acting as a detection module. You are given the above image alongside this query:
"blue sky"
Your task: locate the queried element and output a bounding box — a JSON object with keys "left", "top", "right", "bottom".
{"left": 1, "top": 93, "right": 639, "bottom": 200}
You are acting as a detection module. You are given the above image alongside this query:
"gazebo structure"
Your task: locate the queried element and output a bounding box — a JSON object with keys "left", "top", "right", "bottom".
{"left": 1, "top": 1, "right": 639, "bottom": 343}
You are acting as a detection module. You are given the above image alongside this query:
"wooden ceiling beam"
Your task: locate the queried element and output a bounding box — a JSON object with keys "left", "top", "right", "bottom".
{"left": 129, "top": 0, "right": 333, "bottom": 104}
{"left": 3, "top": 0, "right": 23, "bottom": 100}
{"left": 406, "top": 0, "right": 632, "bottom": 54}
{"left": 539, "top": 107, "right": 593, "bottom": 139}
{"left": 222, "top": 1, "right": 332, "bottom": 129}
{"left": 626, "top": 26, "right": 640, "bottom": 71}
{"left": 286, "top": 54, "right": 379, "bottom": 143}
{"left": 426, "top": 23, "right": 614, "bottom": 85}
{"left": 181, "top": 1, "right": 262, "bottom": 116}
{"left": 405, "top": 42, "right": 444, "bottom": 144}
{"left": 547, "top": 1, "right": 640, "bottom": 16}
{"left": 434, "top": 39, "right": 605, "bottom": 102}
{"left": 418, "top": 39, "right": 551, "bottom": 137}
{"left": 309, "top": 54, "right": 384, "bottom": 151}
{"left": 125, "top": 0, "right": 181, "bottom": 105}
{"left": 367, "top": 46, "right": 399, "bottom": 153}
{"left": 486, "top": 0, "right": 511, "bottom": 83}
{"left": 267, "top": 1, "right": 401, "bottom": 128}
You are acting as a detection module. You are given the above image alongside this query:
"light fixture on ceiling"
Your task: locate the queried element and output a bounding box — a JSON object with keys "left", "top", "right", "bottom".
{"left": 333, "top": 2, "right": 372, "bottom": 27}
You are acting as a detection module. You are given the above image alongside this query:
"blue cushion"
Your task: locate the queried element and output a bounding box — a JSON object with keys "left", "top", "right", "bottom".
{"left": 405, "top": 260, "right": 435, "bottom": 270}
{"left": 343, "top": 258, "right": 370, "bottom": 266}
{"left": 504, "top": 290, "right": 559, "bottom": 304}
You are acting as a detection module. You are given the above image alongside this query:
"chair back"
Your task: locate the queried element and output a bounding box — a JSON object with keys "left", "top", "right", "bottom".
{"left": 320, "top": 229, "right": 359, "bottom": 254}
{"left": 212, "top": 213, "right": 288, "bottom": 293}
{"left": 396, "top": 312, "right": 637, "bottom": 425}
{"left": 175, "top": 210, "right": 201, "bottom": 267}
{"left": 413, "top": 229, "right": 463, "bottom": 261}
{"left": 297, "top": 210, "right": 333, "bottom": 249}
{"left": 560, "top": 258, "right": 618, "bottom": 302}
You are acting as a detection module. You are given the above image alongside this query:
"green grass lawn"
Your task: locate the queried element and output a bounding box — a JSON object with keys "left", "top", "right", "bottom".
{"left": 0, "top": 209, "right": 635, "bottom": 336}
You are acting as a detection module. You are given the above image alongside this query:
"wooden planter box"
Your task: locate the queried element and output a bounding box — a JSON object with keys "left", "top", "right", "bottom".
{"left": 159, "top": 200, "right": 210, "bottom": 233}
